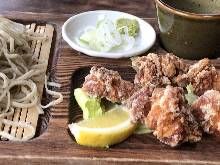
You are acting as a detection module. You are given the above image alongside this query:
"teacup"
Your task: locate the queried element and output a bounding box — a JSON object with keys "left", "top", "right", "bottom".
{"left": 155, "top": 0, "right": 220, "bottom": 60}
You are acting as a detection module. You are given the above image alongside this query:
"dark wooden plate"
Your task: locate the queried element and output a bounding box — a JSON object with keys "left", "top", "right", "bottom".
{"left": 69, "top": 66, "right": 220, "bottom": 164}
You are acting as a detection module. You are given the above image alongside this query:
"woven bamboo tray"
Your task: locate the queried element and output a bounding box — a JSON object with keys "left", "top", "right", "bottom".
{"left": 0, "top": 23, "right": 54, "bottom": 141}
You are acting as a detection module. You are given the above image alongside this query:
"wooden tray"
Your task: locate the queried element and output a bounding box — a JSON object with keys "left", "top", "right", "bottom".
{"left": 0, "top": 11, "right": 220, "bottom": 165}
{"left": 0, "top": 23, "right": 54, "bottom": 141}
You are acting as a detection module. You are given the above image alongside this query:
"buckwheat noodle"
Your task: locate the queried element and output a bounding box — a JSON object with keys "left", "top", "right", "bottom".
{"left": 0, "top": 17, "right": 63, "bottom": 141}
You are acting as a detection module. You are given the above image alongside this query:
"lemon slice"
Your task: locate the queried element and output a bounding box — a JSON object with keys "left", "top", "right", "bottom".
{"left": 69, "top": 106, "right": 136, "bottom": 148}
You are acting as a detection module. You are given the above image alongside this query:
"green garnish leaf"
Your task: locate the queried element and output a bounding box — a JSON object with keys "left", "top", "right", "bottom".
{"left": 134, "top": 122, "right": 152, "bottom": 134}
{"left": 185, "top": 84, "right": 198, "bottom": 105}
{"left": 74, "top": 88, "right": 105, "bottom": 120}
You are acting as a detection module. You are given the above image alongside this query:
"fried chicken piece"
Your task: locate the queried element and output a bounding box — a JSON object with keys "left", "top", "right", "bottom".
{"left": 82, "top": 66, "right": 134, "bottom": 103}
{"left": 176, "top": 58, "right": 218, "bottom": 95}
{"left": 213, "top": 72, "right": 220, "bottom": 91}
{"left": 127, "top": 53, "right": 188, "bottom": 124}
{"left": 160, "top": 53, "right": 188, "bottom": 78}
{"left": 132, "top": 53, "right": 169, "bottom": 87}
{"left": 145, "top": 86, "right": 202, "bottom": 147}
{"left": 132, "top": 53, "right": 188, "bottom": 88}
{"left": 192, "top": 90, "right": 220, "bottom": 135}
{"left": 126, "top": 86, "right": 154, "bottom": 123}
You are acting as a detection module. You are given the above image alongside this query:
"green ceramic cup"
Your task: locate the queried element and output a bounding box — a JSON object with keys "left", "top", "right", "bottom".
{"left": 155, "top": 0, "right": 220, "bottom": 60}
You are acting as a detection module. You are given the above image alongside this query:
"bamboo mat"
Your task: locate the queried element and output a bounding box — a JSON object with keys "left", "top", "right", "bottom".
{"left": 0, "top": 23, "right": 54, "bottom": 141}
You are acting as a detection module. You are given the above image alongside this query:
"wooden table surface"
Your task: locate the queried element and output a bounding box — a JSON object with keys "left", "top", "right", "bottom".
{"left": 0, "top": 0, "right": 156, "bottom": 18}
{"left": 0, "top": 1, "right": 220, "bottom": 165}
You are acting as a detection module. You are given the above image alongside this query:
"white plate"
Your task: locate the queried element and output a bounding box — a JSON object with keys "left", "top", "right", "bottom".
{"left": 62, "top": 10, "right": 156, "bottom": 58}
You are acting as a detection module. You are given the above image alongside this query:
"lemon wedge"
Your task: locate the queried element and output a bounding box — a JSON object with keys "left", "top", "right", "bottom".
{"left": 69, "top": 106, "right": 136, "bottom": 148}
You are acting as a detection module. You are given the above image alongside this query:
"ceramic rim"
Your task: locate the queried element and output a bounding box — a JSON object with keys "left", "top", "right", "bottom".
{"left": 155, "top": 0, "right": 220, "bottom": 20}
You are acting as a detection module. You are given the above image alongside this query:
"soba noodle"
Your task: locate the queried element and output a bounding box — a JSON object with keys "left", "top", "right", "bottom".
{"left": 0, "top": 17, "right": 63, "bottom": 141}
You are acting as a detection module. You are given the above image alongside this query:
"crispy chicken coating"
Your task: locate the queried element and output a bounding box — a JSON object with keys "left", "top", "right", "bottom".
{"left": 213, "top": 72, "right": 220, "bottom": 92}
{"left": 126, "top": 86, "right": 154, "bottom": 123}
{"left": 132, "top": 53, "right": 188, "bottom": 88}
{"left": 82, "top": 66, "right": 134, "bottom": 103}
{"left": 145, "top": 86, "right": 202, "bottom": 147}
{"left": 176, "top": 59, "right": 218, "bottom": 95}
{"left": 161, "top": 53, "right": 188, "bottom": 78}
{"left": 192, "top": 90, "right": 220, "bottom": 135}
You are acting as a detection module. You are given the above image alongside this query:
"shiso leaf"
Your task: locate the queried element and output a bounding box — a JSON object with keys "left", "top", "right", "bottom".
{"left": 185, "top": 84, "right": 198, "bottom": 105}
{"left": 74, "top": 88, "right": 105, "bottom": 120}
{"left": 134, "top": 122, "right": 152, "bottom": 134}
